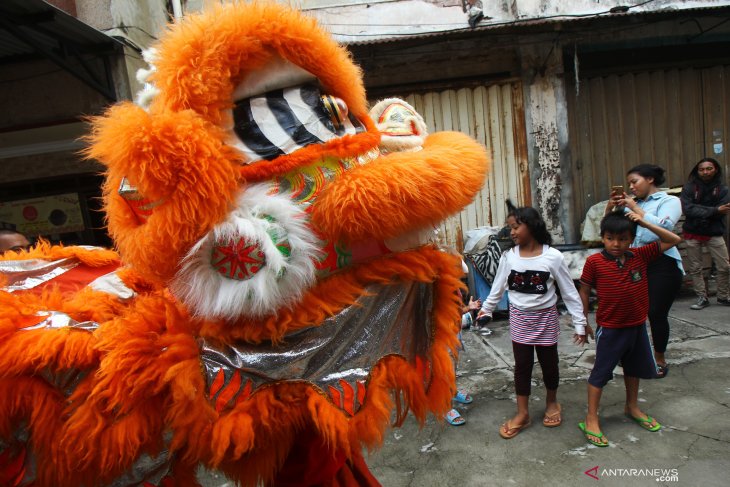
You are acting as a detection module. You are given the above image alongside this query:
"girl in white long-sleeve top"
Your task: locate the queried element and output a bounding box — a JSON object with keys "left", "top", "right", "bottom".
{"left": 477, "top": 206, "right": 588, "bottom": 439}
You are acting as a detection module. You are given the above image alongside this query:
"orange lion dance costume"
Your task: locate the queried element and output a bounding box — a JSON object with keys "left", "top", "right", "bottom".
{"left": 0, "top": 3, "right": 489, "bottom": 486}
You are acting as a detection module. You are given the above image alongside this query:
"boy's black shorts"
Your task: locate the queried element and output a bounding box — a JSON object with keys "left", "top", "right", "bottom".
{"left": 588, "top": 323, "right": 658, "bottom": 388}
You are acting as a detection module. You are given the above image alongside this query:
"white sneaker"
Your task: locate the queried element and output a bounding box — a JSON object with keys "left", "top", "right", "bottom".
{"left": 690, "top": 296, "right": 709, "bottom": 310}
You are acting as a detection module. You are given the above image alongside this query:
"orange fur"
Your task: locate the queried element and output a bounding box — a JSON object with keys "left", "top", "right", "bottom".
{"left": 312, "top": 131, "right": 490, "bottom": 243}
{"left": 150, "top": 3, "right": 369, "bottom": 131}
{"left": 0, "top": 377, "right": 67, "bottom": 485}
{"left": 84, "top": 104, "right": 240, "bottom": 285}
{"left": 201, "top": 246, "right": 462, "bottom": 343}
{"left": 0, "top": 238, "right": 119, "bottom": 265}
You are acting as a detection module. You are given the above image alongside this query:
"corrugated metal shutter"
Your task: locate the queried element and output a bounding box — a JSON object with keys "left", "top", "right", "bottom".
{"left": 568, "top": 65, "right": 730, "bottom": 230}
{"left": 387, "top": 82, "right": 530, "bottom": 251}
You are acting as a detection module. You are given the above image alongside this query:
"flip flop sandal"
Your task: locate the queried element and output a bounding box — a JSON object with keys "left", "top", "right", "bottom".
{"left": 499, "top": 419, "right": 530, "bottom": 439}
{"left": 578, "top": 422, "right": 609, "bottom": 447}
{"left": 445, "top": 409, "right": 465, "bottom": 426}
{"left": 656, "top": 364, "right": 669, "bottom": 378}
{"left": 543, "top": 405, "right": 562, "bottom": 427}
{"left": 454, "top": 390, "right": 473, "bottom": 404}
{"left": 625, "top": 413, "right": 661, "bottom": 432}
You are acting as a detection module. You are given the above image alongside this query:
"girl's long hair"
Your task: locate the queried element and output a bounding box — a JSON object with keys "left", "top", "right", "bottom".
{"left": 506, "top": 200, "right": 552, "bottom": 246}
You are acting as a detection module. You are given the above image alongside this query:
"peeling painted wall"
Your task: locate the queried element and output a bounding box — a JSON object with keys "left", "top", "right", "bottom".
{"left": 290, "top": 0, "right": 727, "bottom": 42}
{"left": 520, "top": 42, "right": 572, "bottom": 243}
{"left": 532, "top": 121, "right": 564, "bottom": 241}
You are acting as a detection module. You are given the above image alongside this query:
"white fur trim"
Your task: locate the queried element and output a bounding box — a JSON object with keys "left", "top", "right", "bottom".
{"left": 134, "top": 48, "right": 160, "bottom": 110}
{"left": 88, "top": 271, "right": 135, "bottom": 301}
{"left": 170, "top": 184, "right": 321, "bottom": 319}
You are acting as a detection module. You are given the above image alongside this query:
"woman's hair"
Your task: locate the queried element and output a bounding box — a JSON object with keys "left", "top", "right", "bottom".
{"left": 600, "top": 211, "right": 637, "bottom": 238}
{"left": 507, "top": 205, "right": 552, "bottom": 245}
{"left": 688, "top": 157, "right": 722, "bottom": 181}
{"left": 626, "top": 164, "right": 666, "bottom": 186}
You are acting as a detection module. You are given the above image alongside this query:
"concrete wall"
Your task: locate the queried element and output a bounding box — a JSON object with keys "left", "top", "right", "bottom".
{"left": 76, "top": 0, "right": 169, "bottom": 100}
{"left": 519, "top": 42, "right": 573, "bottom": 243}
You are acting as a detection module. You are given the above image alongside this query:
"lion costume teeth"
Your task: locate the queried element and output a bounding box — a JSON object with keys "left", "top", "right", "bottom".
{"left": 0, "top": 2, "right": 490, "bottom": 486}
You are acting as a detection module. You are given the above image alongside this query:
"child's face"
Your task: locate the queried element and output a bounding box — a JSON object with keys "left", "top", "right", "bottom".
{"left": 601, "top": 231, "right": 633, "bottom": 257}
{"left": 507, "top": 216, "right": 530, "bottom": 246}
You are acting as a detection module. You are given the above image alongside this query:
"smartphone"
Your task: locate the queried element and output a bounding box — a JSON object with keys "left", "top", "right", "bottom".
{"left": 611, "top": 185, "right": 624, "bottom": 195}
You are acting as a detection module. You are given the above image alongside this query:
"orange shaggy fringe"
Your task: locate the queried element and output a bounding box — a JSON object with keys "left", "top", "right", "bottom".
{"left": 202, "top": 246, "right": 461, "bottom": 343}
{"left": 0, "top": 250, "right": 462, "bottom": 486}
{"left": 172, "top": 250, "right": 464, "bottom": 485}
{"left": 84, "top": 103, "right": 240, "bottom": 285}
{"left": 150, "top": 2, "right": 369, "bottom": 132}
{"left": 0, "top": 239, "right": 119, "bottom": 265}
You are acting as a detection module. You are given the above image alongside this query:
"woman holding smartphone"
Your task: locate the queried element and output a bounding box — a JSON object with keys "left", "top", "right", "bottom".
{"left": 606, "top": 164, "right": 683, "bottom": 378}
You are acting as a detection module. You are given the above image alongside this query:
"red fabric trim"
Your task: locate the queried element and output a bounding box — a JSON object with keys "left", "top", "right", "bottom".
{"left": 328, "top": 451, "right": 382, "bottom": 487}
{"left": 272, "top": 429, "right": 347, "bottom": 487}
{"left": 29, "top": 263, "right": 120, "bottom": 295}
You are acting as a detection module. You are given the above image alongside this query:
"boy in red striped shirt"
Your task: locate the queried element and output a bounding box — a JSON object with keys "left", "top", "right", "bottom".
{"left": 577, "top": 211, "right": 681, "bottom": 447}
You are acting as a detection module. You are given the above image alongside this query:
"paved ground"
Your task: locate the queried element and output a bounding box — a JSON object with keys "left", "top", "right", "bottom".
{"left": 200, "top": 286, "right": 730, "bottom": 487}
{"left": 367, "top": 289, "right": 730, "bottom": 487}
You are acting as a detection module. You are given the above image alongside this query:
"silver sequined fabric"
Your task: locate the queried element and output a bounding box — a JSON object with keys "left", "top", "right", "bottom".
{"left": 0, "top": 258, "right": 79, "bottom": 292}
{"left": 200, "top": 281, "right": 434, "bottom": 413}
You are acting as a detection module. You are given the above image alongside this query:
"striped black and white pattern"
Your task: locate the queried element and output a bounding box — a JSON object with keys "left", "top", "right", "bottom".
{"left": 230, "top": 83, "right": 365, "bottom": 164}
{"left": 467, "top": 235, "right": 503, "bottom": 284}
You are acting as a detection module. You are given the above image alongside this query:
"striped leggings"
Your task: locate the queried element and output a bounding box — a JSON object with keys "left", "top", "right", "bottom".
{"left": 512, "top": 342, "right": 559, "bottom": 396}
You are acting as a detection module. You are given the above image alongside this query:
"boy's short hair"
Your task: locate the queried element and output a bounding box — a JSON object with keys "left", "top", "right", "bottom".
{"left": 600, "top": 211, "right": 637, "bottom": 237}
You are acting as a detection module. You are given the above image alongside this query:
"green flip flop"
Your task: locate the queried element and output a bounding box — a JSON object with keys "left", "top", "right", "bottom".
{"left": 578, "top": 422, "right": 609, "bottom": 447}
{"left": 626, "top": 413, "right": 662, "bottom": 432}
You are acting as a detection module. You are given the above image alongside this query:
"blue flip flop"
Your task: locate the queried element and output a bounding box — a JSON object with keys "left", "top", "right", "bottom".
{"left": 454, "top": 390, "right": 473, "bottom": 404}
{"left": 445, "top": 409, "right": 465, "bottom": 426}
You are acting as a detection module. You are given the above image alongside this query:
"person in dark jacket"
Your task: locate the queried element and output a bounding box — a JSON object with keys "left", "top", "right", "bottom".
{"left": 680, "top": 157, "right": 730, "bottom": 309}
